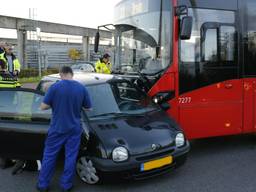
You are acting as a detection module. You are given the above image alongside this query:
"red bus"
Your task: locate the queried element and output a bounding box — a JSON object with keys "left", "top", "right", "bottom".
{"left": 96, "top": 0, "right": 256, "bottom": 140}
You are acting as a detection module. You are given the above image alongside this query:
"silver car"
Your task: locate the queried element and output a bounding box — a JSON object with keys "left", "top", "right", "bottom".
{"left": 71, "top": 62, "right": 95, "bottom": 72}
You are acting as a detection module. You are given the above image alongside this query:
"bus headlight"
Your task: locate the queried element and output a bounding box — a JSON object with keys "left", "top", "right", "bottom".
{"left": 112, "top": 147, "right": 129, "bottom": 162}
{"left": 175, "top": 133, "right": 185, "bottom": 147}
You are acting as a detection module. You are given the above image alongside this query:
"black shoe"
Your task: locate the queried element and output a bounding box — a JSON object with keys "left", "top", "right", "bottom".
{"left": 12, "top": 160, "right": 26, "bottom": 175}
{"left": 36, "top": 185, "right": 49, "bottom": 192}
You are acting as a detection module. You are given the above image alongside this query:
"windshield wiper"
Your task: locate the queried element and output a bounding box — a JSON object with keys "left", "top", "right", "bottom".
{"left": 90, "top": 111, "right": 148, "bottom": 118}
{"left": 156, "top": 0, "right": 163, "bottom": 58}
{"left": 111, "top": 70, "right": 124, "bottom": 75}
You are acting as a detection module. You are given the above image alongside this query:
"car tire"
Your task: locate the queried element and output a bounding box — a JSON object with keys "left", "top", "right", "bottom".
{"left": 76, "top": 156, "right": 101, "bottom": 185}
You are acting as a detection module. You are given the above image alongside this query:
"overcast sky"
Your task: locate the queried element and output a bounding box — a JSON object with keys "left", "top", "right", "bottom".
{"left": 0, "top": 0, "right": 121, "bottom": 29}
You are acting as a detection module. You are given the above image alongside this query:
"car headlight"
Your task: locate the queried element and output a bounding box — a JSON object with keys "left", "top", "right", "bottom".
{"left": 153, "top": 96, "right": 159, "bottom": 104}
{"left": 175, "top": 133, "right": 185, "bottom": 147}
{"left": 112, "top": 147, "right": 129, "bottom": 162}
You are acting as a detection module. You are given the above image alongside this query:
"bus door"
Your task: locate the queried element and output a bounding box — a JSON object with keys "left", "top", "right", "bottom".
{"left": 243, "top": 79, "right": 255, "bottom": 133}
{"left": 178, "top": 5, "right": 243, "bottom": 139}
{"left": 242, "top": 0, "right": 256, "bottom": 133}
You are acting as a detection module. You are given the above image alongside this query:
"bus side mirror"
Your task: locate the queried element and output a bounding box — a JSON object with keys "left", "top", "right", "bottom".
{"left": 180, "top": 16, "right": 193, "bottom": 40}
{"left": 94, "top": 31, "right": 100, "bottom": 53}
{"left": 152, "top": 91, "right": 175, "bottom": 104}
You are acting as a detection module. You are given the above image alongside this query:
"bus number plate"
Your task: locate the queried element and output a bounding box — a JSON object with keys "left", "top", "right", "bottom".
{"left": 179, "top": 97, "right": 192, "bottom": 104}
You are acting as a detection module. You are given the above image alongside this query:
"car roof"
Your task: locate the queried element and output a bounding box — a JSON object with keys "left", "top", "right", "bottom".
{"left": 71, "top": 62, "right": 94, "bottom": 66}
{"left": 41, "top": 72, "right": 116, "bottom": 85}
{"left": 82, "top": 61, "right": 94, "bottom": 64}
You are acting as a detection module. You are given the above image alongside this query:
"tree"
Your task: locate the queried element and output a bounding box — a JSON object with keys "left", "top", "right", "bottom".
{"left": 68, "top": 48, "right": 81, "bottom": 62}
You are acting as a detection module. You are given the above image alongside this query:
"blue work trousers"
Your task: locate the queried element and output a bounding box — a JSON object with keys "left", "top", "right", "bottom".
{"left": 37, "top": 131, "right": 81, "bottom": 190}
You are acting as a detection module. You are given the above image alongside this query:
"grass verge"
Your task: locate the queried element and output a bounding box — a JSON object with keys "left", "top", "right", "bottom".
{"left": 19, "top": 76, "right": 42, "bottom": 84}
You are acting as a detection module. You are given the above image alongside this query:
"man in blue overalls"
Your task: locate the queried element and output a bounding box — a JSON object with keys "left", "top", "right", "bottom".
{"left": 37, "top": 66, "right": 92, "bottom": 192}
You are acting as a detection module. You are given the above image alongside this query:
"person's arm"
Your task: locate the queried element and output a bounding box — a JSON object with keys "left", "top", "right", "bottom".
{"left": 40, "top": 85, "right": 54, "bottom": 110}
{"left": 95, "top": 61, "right": 102, "bottom": 73}
{"left": 83, "top": 87, "right": 92, "bottom": 110}
{"left": 40, "top": 102, "right": 51, "bottom": 110}
{"left": 13, "top": 58, "right": 21, "bottom": 76}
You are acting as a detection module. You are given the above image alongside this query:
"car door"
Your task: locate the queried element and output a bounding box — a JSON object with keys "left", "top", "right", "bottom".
{"left": 0, "top": 88, "right": 51, "bottom": 160}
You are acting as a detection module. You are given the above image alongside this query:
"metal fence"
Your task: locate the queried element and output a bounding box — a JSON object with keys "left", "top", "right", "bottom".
{"left": 0, "top": 38, "right": 114, "bottom": 69}
{"left": 26, "top": 41, "right": 113, "bottom": 69}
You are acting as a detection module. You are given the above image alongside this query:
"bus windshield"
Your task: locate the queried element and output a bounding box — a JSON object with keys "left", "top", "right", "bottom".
{"left": 113, "top": 0, "right": 172, "bottom": 75}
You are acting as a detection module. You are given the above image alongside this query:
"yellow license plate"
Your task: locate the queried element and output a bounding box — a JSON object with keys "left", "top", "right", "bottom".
{"left": 140, "top": 156, "right": 173, "bottom": 171}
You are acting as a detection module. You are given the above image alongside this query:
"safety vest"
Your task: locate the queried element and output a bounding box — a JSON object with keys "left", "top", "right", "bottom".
{"left": 95, "top": 60, "right": 112, "bottom": 74}
{"left": 2, "top": 54, "right": 21, "bottom": 73}
{"left": 0, "top": 73, "right": 21, "bottom": 88}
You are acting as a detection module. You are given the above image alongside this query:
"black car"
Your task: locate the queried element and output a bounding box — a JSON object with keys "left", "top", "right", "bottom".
{"left": 0, "top": 72, "right": 189, "bottom": 184}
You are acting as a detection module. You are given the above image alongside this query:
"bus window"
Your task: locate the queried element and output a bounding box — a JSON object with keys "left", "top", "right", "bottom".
{"left": 202, "top": 25, "right": 236, "bottom": 65}
{"left": 220, "top": 26, "right": 235, "bottom": 62}
{"left": 179, "top": 8, "right": 238, "bottom": 94}
{"left": 244, "top": 0, "right": 256, "bottom": 76}
{"left": 204, "top": 29, "right": 217, "bottom": 62}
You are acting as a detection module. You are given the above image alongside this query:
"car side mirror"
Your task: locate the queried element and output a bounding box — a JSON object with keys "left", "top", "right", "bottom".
{"left": 180, "top": 16, "right": 193, "bottom": 40}
{"left": 94, "top": 30, "right": 100, "bottom": 53}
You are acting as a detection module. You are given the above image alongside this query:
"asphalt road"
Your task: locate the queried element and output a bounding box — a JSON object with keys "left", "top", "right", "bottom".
{"left": 1, "top": 134, "right": 256, "bottom": 192}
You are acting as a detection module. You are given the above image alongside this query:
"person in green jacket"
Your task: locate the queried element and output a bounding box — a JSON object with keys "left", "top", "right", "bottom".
{"left": 95, "top": 53, "right": 112, "bottom": 74}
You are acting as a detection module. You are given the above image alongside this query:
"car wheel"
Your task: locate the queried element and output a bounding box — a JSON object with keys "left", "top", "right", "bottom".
{"left": 76, "top": 156, "right": 100, "bottom": 185}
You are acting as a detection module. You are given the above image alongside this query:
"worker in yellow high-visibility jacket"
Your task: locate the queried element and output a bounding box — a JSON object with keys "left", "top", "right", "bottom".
{"left": 2, "top": 44, "right": 21, "bottom": 77}
{"left": 95, "top": 53, "right": 112, "bottom": 74}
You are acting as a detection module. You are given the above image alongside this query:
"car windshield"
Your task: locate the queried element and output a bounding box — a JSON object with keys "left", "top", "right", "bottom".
{"left": 85, "top": 80, "right": 158, "bottom": 118}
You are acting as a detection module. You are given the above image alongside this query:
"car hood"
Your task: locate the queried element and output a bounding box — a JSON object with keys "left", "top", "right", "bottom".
{"left": 89, "top": 110, "right": 180, "bottom": 156}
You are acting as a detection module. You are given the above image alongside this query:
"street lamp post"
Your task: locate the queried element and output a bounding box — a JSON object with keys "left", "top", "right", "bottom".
{"left": 36, "top": 27, "right": 41, "bottom": 77}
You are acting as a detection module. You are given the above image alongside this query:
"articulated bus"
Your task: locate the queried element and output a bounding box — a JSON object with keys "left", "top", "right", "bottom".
{"left": 97, "top": 0, "right": 256, "bottom": 140}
